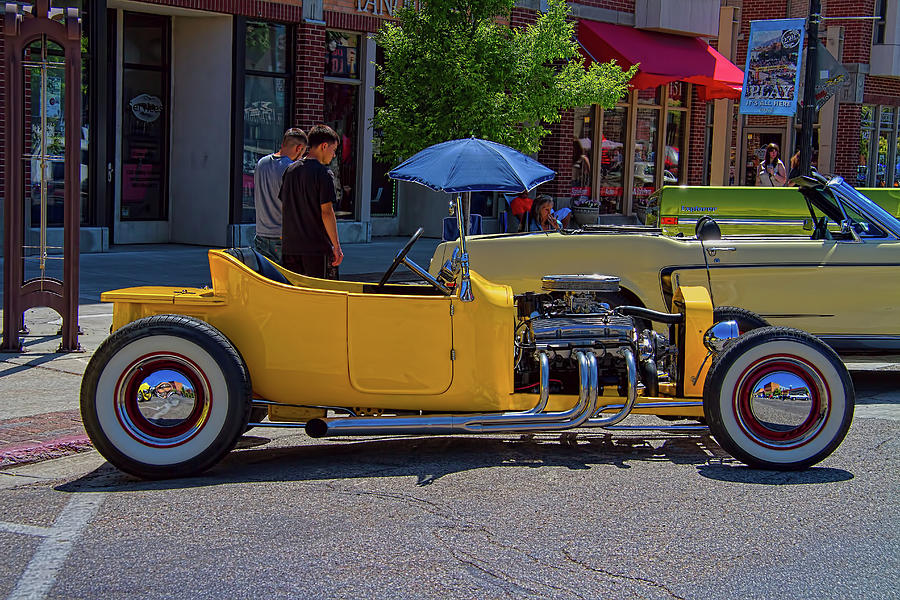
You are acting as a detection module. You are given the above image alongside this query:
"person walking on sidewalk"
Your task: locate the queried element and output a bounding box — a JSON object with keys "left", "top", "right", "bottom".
{"left": 756, "top": 143, "right": 787, "bottom": 187}
{"left": 281, "top": 124, "right": 343, "bottom": 279}
{"left": 253, "top": 128, "right": 307, "bottom": 264}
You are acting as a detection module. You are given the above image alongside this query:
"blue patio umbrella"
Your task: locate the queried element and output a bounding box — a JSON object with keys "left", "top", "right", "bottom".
{"left": 388, "top": 137, "right": 556, "bottom": 193}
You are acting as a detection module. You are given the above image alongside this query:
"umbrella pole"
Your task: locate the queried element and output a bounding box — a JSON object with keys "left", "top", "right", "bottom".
{"left": 463, "top": 191, "right": 472, "bottom": 236}
{"left": 454, "top": 194, "right": 474, "bottom": 303}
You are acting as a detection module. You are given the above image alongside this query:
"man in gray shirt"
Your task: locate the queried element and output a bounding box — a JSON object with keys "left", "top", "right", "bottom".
{"left": 253, "top": 128, "right": 307, "bottom": 264}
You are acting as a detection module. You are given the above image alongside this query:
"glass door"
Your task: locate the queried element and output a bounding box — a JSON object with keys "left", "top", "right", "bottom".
{"left": 743, "top": 130, "right": 783, "bottom": 186}
{"left": 115, "top": 12, "right": 170, "bottom": 242}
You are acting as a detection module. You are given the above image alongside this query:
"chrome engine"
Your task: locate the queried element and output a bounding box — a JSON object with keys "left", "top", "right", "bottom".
{"left": 514, "top": 275, "right": 677, "bottom": 400}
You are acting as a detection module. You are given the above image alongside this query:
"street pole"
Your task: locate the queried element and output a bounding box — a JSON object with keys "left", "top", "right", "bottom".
{"left": 799, "top": 0, "right": 820, "bottom": 176}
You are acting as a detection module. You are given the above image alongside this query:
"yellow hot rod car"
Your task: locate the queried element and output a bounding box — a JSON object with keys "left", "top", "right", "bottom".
{"left": 81, "top": 213, "right": 855, "bottom": 479}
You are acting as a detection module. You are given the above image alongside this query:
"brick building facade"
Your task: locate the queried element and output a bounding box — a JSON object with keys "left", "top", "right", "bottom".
{"left": 2, "top": 0, "right": 896, "bottom": 250}
{"left": 736, "top": 0, "right": 900, "bottom": 188}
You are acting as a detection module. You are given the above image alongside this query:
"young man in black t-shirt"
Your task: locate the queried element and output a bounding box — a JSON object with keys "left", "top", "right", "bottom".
{"left": 280, "top": 124, "right": 343, "bottom": 279}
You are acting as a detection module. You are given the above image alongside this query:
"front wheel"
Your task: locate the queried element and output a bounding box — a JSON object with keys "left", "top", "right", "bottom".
{"left": 703, "top": 327, "right": 854, "bottom": 470}
{"left": 81, "top": 315, "right": 251, "bottom": 479}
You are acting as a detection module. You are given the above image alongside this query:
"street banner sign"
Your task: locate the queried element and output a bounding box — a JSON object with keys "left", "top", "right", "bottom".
{"left": 739, "top": 19, "right": 806, "bottom": 116}
{"left": 814, "top": 40, "right": 848, "bottom": 111}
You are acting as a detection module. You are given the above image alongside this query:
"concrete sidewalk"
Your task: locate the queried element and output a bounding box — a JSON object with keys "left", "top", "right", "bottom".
{"left": 0, "top": 236, "right": 442, "bottom": 468}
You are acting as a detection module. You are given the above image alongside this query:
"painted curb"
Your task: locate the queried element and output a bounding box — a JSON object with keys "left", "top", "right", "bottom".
{"left": 0, "top": 435, "right": 93, "bottom": 468}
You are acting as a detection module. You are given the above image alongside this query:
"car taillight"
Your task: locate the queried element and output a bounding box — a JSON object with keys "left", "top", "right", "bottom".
{"left": 661, "top": 217, "right": 678, "bottom": 225}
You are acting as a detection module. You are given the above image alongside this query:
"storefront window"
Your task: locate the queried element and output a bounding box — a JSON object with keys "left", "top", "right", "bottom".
{"left": 246, "top": 21, "right": 287, "bottom": 72}
{"left": 703, "top": 103, "right": 714, "bottom": 185}
{"left": 859, "top": 105, "right": 875, "bottom": 185}
{"left": 121, "top": 13, "right": 169, "bottom": 221}
{"left": 633, "top": 108, "right": 659, "bottom": 203}
{"left": 371, "top": 44, "right": 396, "bottom": 216}
{"left": 324, "top": 82, "right": 359, "bottom": 220}
{"left": 571, "top": 106, "right": 594, "bottom": 206}
{"left": 637, "top": 88, "right": 661, "bottom": 105}
{"left": 667, "top": 81, "right": 686, "bottom": 108}
{"left": 896, "top": 117, "right": 900, "bottom": 186}
{"left": 241, "top": 21, "right": 289, "bottom": 224}
{"left": 599, "top": 106, "right": 626, "bottom": 214}
{"left": 877, "top": 107, "right": 894, "bottom": 187}
{"left": 744, "top": 131, "right": 783, "bottom": 185}
{"left": 665, "top": 110, "right": 685, "bottom": 184}
{"left": 325, "top": 31, "right": 360, "bottom": 79}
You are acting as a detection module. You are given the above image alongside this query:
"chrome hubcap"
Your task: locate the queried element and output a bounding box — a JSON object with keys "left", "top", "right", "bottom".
{"left": 115, "top": 353, "right": 212, "bottom": 447}
{"left": 734, "top": 356, "right": 830, "bottom": 449}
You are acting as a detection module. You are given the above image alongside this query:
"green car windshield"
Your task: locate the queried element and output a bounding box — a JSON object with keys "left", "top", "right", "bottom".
{"left": 828, "top": 177, "right": 900, "bottom": 237}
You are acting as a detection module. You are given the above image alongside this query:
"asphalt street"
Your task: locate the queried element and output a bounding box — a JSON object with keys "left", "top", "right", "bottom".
{"left": 0, "top": 369, "right": 897, "bottom": 599}
{"left": 0, "top": 240, "right": 898, "bottom": 599}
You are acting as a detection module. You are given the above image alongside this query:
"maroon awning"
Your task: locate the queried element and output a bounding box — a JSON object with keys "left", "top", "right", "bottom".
{"left": 578, "top": 21, "right": 744, "bottom": 101}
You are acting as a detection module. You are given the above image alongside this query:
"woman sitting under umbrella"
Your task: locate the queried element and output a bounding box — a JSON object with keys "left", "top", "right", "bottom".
{"left": 521, "top": 195, "right": 561, "bottom": 232}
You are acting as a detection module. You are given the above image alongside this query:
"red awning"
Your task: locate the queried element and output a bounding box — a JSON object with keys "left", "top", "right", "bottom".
{"left": 578, "top": 21, "right": 744, "bottom": 101}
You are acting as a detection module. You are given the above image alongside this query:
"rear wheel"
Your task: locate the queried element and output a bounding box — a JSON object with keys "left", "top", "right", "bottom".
{"left": 81, "top": 315, "right": 251, "bottom": 479}
{"left": 713, "top": 306, "right": 769, "bottom": 334}
{"left": 703, "top": 327, "right": 854, "bottom": 470}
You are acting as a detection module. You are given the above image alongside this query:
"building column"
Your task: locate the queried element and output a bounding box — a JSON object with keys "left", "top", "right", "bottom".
{"left": 0, "top": 17, "right": 5, "bottom": 213}
{"left": 538, "top": 109, "right": 574, "bottom": 201}
{"left": 817, "top": 25, "right": 844, "bottom": 175}
{"left": 834, "top": 104, "right": 861, "bottom": 181}
{"left": 688, "top": 86, "right": 706, "bottom": 185}
{"left": 710, "top": 5, "right": 738, "bottom": 185}
{"left": 295, "top": 22, "right": 325, "bottom": 130}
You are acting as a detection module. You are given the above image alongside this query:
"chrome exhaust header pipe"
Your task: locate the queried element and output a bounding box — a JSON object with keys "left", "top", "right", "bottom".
{"left": 305, "top": 351, "right": 598, "bottom": 438}
{"left": 587, "top": 347, "right": 638, "bottom": 428}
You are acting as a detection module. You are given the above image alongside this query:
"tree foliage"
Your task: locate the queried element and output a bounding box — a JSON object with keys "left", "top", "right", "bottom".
{"left": 374, "top": 0, "right": 635, "bottom": 165}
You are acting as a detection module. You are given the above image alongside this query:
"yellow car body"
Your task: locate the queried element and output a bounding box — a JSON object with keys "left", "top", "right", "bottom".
{"left": 102, "top": 250, "right": 709, "bottom": 415}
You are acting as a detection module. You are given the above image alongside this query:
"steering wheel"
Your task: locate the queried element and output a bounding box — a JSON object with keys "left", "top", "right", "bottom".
{"left": 379, "top": 227, "right": 425, "bottom": 286}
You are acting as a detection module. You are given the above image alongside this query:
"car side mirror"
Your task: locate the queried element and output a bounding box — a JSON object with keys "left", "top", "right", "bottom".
{"left": 802, "top": 218, "right": 814, "bottom": 231}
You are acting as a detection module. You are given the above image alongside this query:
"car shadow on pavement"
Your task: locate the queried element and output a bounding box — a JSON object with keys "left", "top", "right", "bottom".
{"left": 850, "top": 370, "right": 900, "bottom": 403}
{"left": 54, "top": 431, "right": 848, "bottom": 493}
{"left": 696, "top": 465, "right": 853, "bottom": 485}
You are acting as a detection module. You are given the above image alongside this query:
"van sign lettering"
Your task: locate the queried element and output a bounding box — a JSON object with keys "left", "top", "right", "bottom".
{"left": 681, "top": 206, "right": 718, "bottom": 213}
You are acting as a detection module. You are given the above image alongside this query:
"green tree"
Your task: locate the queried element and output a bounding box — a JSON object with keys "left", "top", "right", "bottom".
{"left": 374, "top": 0, "right": 635, "bottom": 165}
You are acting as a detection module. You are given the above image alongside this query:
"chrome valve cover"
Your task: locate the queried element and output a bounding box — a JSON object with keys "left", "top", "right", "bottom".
{"left": 531, "top": 313, "right": 635, "bottom": 357}
{"left": 541, "top": 274, "right": 621, "bottom": 293}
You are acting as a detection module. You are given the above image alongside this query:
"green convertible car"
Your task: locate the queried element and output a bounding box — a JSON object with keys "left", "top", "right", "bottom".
{"left": 432, "top": 176, "right": 900, "bottom": 356}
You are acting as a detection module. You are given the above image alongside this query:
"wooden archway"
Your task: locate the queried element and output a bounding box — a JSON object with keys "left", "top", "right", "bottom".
{"left": 2, "top": 0, "right": 81, "bottom": 352}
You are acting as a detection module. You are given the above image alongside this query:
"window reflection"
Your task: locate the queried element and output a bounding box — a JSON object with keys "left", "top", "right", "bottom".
{"left": 877, "top": 107, "right": 894, "bottom": 187}
{"left": 859, "top": 105, "right": 875, "bottom": 185}
{"left": 324, "top": 82, "right": 359, "bottom": 220}
{"left": 325, "top": 31, "right": 360, "bottom": 79}
{"left": 371, "top": 44, "right": 395, "bottom": 216}
{"left": 665, "top": 110, "right": 684, "bottom": 184}
{"left": 245, "top": 22, "right": 286, "bottom": 72}
{"left": 599, "top": 106, "right": 626, "bottom": 214}
{"left": 571, "top": 106, "right": 593, "bottom": 207}
{"left": 632, "top": 107, "right": 659, "bottom": 205}
{"left": 243, "top": 76, "right": 287, "bottom": 222}
{"left": 241, "top": 21, "right": 289, "bottom": 224}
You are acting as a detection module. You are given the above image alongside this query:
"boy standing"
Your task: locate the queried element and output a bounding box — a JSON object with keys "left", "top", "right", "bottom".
{"left": 281, "top": 125, "right": 343, "bottom": 279}
{"left": 253, "top": 128, "right": 307, "bottom": 263}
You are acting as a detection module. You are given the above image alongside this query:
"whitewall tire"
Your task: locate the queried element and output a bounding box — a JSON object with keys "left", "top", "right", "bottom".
{"left": 703, "top": 327, "right": 854, "bottom": 470}
{"left": 81, "top": 315, "right": 251, "bottom": 479}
